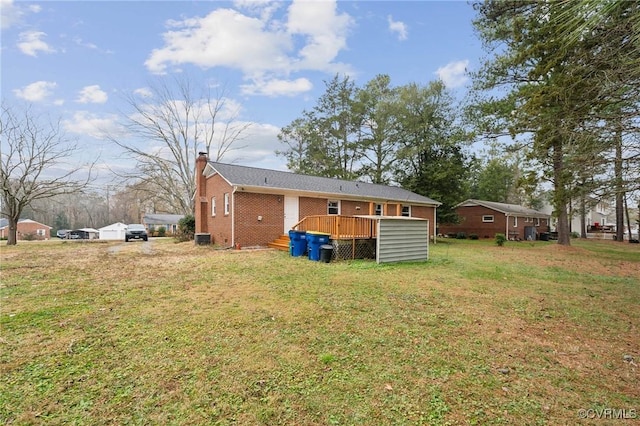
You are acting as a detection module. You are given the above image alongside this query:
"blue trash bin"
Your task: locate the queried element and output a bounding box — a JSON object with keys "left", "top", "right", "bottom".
{"left": 288, "top": 230, "right": 307, "bottom": 256}
{"left": 306, "top": 231, "right": 331, "bottom": 261}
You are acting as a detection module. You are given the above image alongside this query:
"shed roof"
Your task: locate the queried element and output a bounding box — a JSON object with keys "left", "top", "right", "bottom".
{"left": 456, "top": 199, "right": 550, "bottom": 217}
{"left": 99, "top": 222, "right": 127, "bottom": 231}
{"left": 206, "top": 162, "right": 441, "bottom": 206}
{"left": 142, "top": 214, "right": 185, "bottom": 225}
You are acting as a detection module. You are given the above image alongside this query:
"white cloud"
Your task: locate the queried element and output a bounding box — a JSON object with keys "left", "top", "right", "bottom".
{"left": 435, "top": 60, "right": 469, "bottom": 88}
{"left": 286, "top": 0, "right": 353, "bottom": 72}
{"left": 73, "top": 37, "right": 98, "bottom": 50}
{"left": 387, "top": 15, "right": 408, "bottom": 41}
{"left": 240, "top": 77, "right": 312, "bottom": 97}
{"left": 13, "top": 80, "right": 57, "bottom": 102}
{"left": 134, "top": 87, "right": 153, "bottom": 98}
{"left": 145, "top": 8, "right": 290, "bottom": 75}
{"left": 63, "top": 111, "right": 123, "bottom": 139}
{"left": 233, "top": 0, "right": 283, "bottom": 21}
{"left": 17, "top": 30, "right": 56, "bottom": 56}
{"left": 76, "top": 85, "right": 108, "bottom": 104}
{"left": 1, "top": 0, "right": 41, "bottom": 30}
{"left": 1, "top": 0, "right": 21, "bottom": 29}
{"left": 145, "top": 0, "right": 352, "bottom": 96}
{"left": 223, "top": 122, "right": 283, "bottom": 167}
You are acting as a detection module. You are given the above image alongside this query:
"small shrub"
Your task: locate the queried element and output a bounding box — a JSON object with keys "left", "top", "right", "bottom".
{"left": 456, "top": 232, "right": 467, "bottom": 240}
{"left": 469, "top": 233, "right": 479, "bottom": 240}
{"left": 157, "top": 226, "right": 166, "bottom": 237}
{"left": 495, "top": 233, "right": 506, "bottom": 246}
{"left": 570, "top": 231, "right": 579, "bottom": 238}
{"left": 175, "top": 214, "right": 195, "bottom": 242}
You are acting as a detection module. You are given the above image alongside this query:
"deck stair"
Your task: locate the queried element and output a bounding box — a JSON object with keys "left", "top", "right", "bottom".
{"left": 268, "top": 234, "right": 290, "bottom": 251}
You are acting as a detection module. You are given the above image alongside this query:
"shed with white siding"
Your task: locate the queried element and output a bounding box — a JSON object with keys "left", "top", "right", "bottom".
{"left": 99, "top": 222, "right": 127, "bottom": 240}
{"left": 352, "top": 216, "right": 429, "bottom": 264}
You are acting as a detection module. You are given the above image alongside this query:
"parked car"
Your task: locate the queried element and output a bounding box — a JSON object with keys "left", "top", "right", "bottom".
{"left": 56, "top": 229, "right": 70, "bottom": 239}
{"left": 125, "top": 224, "right": 148, "bottom": 242}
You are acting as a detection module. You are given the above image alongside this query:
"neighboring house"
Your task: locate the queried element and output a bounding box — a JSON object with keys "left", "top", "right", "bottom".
{"left": 541, "top": 197, "right": 638, "bottom": 240}
{"left": 541, "top": 197, "right": 616, "bottom": 235}
{"left": 142, "top": 214, "right": 184, "bottom": 235}
{"left": 194, "top": 153, "right": 441, "bottom": 248}
{"left": 98, "top": 222, "right": 128, "bottom": 240}
{"left": 439, "top": 199, "right": 551, "bottom": 240}
{"left": 0, "top": 218, "right": 52, "bottom": 240}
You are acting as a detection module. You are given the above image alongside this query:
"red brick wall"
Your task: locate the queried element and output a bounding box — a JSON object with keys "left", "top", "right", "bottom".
{"left": 439, "top": 206, "right": 550, "bottom": 239}
{"left": 340, "top": 200, "right": 367, "bottom": 216}
{"left": 234, "top": 192, "right": 284, "bottom": 247}
{"left": 300, "top": 197, "right": 328, "bottom": 218}
{"left": 411, "top": 205, "right": 436, "bottom": 239}
{"left": 16, "top": 221, "right": 51, "bottom": 240}
{"left": 203, "top": 173, "right": 234, "bottom": 246}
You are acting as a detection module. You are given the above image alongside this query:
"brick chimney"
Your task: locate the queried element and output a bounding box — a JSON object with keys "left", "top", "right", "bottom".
{"left": 195, "top": 152, "right": 209, "bottom": 234}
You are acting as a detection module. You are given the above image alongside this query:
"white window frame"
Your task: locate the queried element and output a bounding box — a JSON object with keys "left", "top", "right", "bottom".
{"left": 535, "top": 217, "right": 540, "bottom": 226}
{"left": 211, "top": 196, "right": 216, "bottom": 217}
{"left": 224, "top": 193, "right": 230, "bottom": 216}
{"left": 401, "top": 205, "right": 411, "bottom": 217}
{"left": 482, "top": 215, "right": 494, "bottom": 223}
{"left": 327, "top": 200, "right": 340, "bottom": 215}
{"left": 513, "top": 216, "right": 518, "bottom": 227}
{"left": 375, "top": 204, "right": 383, "bottom": 216}
{"left": 37, "top": 229, "right": 45, "bottom": 236}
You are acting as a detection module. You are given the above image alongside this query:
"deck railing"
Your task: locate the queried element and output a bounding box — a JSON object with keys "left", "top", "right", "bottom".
{"left": 292, "top": 215, "right": 377, "bottom": 239}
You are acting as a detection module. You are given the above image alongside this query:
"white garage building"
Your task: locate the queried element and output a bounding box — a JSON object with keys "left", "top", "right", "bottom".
{"left": 99, "top": 222, "right": 127, "bottom": 240}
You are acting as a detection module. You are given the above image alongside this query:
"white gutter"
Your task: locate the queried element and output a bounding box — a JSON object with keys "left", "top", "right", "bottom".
{"left": 505, "top": 213, "right": 509, "bottom": 237}
{"left": 231, "top": 186, "right": 237, "bottom": 248}
{"left": 433, "top": 206, "right": 437, "bottom": 244}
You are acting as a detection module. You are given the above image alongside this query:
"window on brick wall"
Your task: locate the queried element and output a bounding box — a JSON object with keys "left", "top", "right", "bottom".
{"left": 224, "top": 193, "right": 230, "bottom": 215}
{"left": 402, "top": 205, "right": 411, "bottom": 217}
{"left": 211, "top": 197, "right": 216, "bottom": 216}
{"left": 328, "top": 200, "right": 339, "bottom": 215}
{"left": 535, "top": 217, "right": 540, "bottom": 226}
{"left": 482, "top": 215, "right": 494, "bottom": 223}
{"left": 513, "top": 216, "right": 518, "bottom": 227}
{"left": 37, "top": 229, "right": 45, "bottom": 236}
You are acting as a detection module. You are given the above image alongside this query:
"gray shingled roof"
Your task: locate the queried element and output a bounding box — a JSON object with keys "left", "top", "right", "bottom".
{"left": 0, "top": 218, "right": 51, "bottom": 229}
{"left": 142, "top": 214, "right": 185, "bottom": 225}
{"left": 457, "top": 199, "right": 549, "bottom": 217}
{"left": 207, "top": 162, "right": 441, "bottom": 206}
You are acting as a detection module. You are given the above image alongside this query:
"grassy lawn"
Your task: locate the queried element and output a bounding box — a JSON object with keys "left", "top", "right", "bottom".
{"left": 1, "top": 237, "right": 638, "bottom": 425}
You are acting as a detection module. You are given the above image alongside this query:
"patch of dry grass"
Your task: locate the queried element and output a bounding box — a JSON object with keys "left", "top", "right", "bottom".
{"left": 1, "top": 238, "right": 638, "bottom": 425}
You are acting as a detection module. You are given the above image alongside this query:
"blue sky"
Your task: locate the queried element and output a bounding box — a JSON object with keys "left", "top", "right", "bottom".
{"left": 1, "top": 0, "right": 482, "bottom": 181}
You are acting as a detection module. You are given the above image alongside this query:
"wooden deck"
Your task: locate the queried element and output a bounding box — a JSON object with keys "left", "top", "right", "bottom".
{"left": 269, "top": 216, "right": 377, "bottom": 251}
{"left": 292, "top": 215, "right": 377, "bottom": 239}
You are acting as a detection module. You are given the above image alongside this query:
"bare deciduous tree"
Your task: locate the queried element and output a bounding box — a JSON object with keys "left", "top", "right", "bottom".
{"left": 1, "top": 103, "right": 93, "bottom": 245}
{"left": 111, "top": 76, "right": 251, "bottom": 215}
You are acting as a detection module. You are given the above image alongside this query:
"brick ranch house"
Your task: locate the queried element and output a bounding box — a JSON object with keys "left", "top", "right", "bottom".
{"left": 439, "top": 199, "right": 551, "bottom": 240}
{"left": 194, "top": 153, "right": 441, "bottom": 248}
{"left": 0, "top": 218, "right": 52, "bottom": 240}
